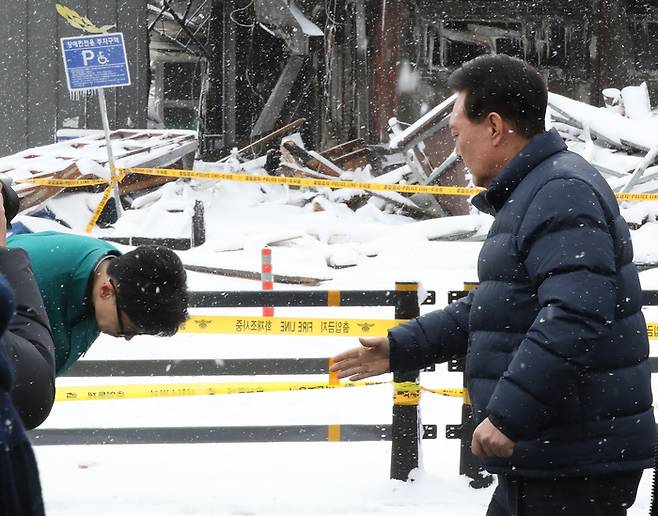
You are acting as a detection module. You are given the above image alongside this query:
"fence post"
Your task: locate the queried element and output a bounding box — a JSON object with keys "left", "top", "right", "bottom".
{"left": 445, "top": 288, "right": 494, "bottom": 489}
{"left": 390, "top": 282, "right": 421, "bottom": 481}
{"left": 191, "top": 200, "right": 206, "bottom": 247}
{"left": 261, "top": 248, "right": 274, "bottom": 317}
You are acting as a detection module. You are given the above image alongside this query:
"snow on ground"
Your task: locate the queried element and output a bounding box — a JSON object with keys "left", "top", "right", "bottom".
{"left": 17, "top": 164, "right": 658, "bottom": 515}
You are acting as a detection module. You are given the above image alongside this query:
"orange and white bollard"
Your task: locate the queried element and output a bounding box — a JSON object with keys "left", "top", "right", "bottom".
{"left": 261, "top": 248, "right": 274, "bottom": 317}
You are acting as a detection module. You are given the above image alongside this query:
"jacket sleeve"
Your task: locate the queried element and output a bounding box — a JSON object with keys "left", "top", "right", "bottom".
{"left": 0, "top": 248, "right": 55, "bottom": 369}
{"left": 389, "top": 290, "right": 474, "bottom": 371}
{"left": 486, "top": 178, "right": 617, "bottom": 441}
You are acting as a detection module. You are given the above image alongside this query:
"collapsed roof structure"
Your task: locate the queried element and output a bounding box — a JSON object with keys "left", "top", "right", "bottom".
{"left": 146, "top": 0, "right": 658, "bottom": 158}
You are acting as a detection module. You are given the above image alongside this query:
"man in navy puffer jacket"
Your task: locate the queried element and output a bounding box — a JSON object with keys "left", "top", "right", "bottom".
{"left": 331, "top": 54, "right": 655, "bottom": 515}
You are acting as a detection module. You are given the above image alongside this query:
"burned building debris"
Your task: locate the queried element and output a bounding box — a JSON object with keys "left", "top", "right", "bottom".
{"left": 145, "top": 1, "right": 657, "bottom": 157}
{"left": 2, "top": 1, "right": 657, "bottom": 222}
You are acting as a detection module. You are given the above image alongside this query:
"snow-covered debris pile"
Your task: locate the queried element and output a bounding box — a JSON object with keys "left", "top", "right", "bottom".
{"left": 548, "top": 84, "right": 658, "bottom": 198}
{"left": 192, "top": 122, "right": 465, "bottom": 223}
{"left": 0, "top": 129, "right": 196, "bottom": 212}
{"left": 3, "top": 89, "right": 657, "bottom": 273}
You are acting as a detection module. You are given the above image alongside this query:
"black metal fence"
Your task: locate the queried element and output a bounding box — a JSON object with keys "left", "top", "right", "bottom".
{"left": 32, "top": 283, "right": 437, "bottom": 482}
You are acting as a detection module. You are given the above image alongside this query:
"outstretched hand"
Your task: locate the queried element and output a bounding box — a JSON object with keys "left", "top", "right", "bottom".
{"left": 471, "top": 417, "right": 515, "bottom": 458}
{"left": 329, "top": 336, "right": 391, "bottom": 381}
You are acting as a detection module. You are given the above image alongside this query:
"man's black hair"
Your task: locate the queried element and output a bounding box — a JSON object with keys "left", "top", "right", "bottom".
{"left": 107, "top": 245, "right": 188, "bottom": 336}
{"left": 448, "top": 54, "right": 547, "bottom": 138}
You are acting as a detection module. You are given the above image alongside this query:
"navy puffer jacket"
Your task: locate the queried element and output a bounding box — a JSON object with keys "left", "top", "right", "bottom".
{"left": 389, "top": 129, "right": 655, "bottom": 478}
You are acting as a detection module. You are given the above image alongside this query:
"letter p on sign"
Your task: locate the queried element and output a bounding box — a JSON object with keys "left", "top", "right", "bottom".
{"left": 82, "top": 50, "right": 95, "bottom": 66}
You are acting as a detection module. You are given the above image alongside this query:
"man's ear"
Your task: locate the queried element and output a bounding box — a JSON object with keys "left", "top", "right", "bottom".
{"left": 487, "top": 112, "right": 505, "bottom": 146}
{"left": 98, "top": 281, "right": 115, "bottom": 300}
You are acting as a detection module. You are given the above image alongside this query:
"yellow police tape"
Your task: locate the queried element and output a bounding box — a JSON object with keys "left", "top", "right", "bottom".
{"left": 55, "top": 380, "right": 388, "bottom": 402}
{"left": 615, "top": 192, "right": 658, "bottom": 202}
{"left": 17, "top": 167, "right": 658, "bottom": 202}
{"left": 125, "top": 167, "right": 658, "bottom": 201}
{"left": 17, "top": 168, "right": 479, "bottom": 196}
{"left": 124, "top": 167, "right": 482, "bottom": 196}
{"left": 180, "top": 315, "right": 405, "bottom": 337}
{"left": 84, "top": 182, "right": 115, "bottom": 233}
{"left": 394, "top": 381, "right": 421, "bottom": 406}
{"left": 55, "top": 380, "right": 466, "bottom": 402}
{"left": 16, "top": 178, "right": 109, "bottom": 187}
{"left": 84, "top": 171, "right": 127, "bottom": 232}
{"left": 181, "top": 316, "right": 658, "bottom": 339}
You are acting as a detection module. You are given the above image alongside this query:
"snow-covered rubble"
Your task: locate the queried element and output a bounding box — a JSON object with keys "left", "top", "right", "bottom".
{"left": 4, "top": 86, "right": 658, "bottom": 273}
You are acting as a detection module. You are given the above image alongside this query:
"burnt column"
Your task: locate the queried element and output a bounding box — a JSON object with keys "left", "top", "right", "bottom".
{"left": 200, "top": 0, "right": 236, "bottom": 159}
{"left": 373, "top": 0, "right": 401, "bottom": 142}
{"left": 590, "top": 0, "right": 630, "bottom": 103}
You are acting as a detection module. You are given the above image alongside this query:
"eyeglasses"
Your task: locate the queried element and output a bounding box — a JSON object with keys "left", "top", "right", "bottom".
{"left": 109, "top": 279, "right": 143, "bottom": 338}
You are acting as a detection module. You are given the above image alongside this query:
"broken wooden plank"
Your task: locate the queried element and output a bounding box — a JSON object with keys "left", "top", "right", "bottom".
{"left": 7, "top": 129, "right": 198, "bottom": 215}
{"left": 307, "top": 150, "right": 345, "bottom": 176}
{"left": 183, "top": 264, "right": 330, "bottom": 286}
{"left": 332, "top": 148, "right": 372, "bottom": 170}
{"left": 320, "top": 139, "right": 366, "bottom": 160}
{"left": 619, "top": 144, "right": 658, "bottom": 193}
{"left": 17, "top": 163, "right": 83, "bottom": 212}
{"left": 388, "top": 94, "right": 457, "bottom": 151}
{"left": 368, "top": 190, "right": 437, "bottom": 219}
{"left": 281, "top": 141, "right": 341, "bottom": 177}
{"left": 423, "top": 151, "right": 460, "bottom": 185}
{"left": 117, "top": 173, "right": 176, "bottom": 195}
{"left": 219, "top": 118, "right": 306, "bottom": 162}
{"left": 279, "top": 161, "right": 339, "bottom": 180}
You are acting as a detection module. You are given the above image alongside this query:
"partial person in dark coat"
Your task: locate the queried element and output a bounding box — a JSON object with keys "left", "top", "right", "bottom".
{"left": 331, "top": 54, "right": 655, "bottom": 515}
{"left": 0, "top": 185, "right": 45, "bottom": 515}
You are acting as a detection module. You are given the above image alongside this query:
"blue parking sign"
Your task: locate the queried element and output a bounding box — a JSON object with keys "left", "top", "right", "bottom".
{"left": 61, "top": 32, "right": 131, "bottom": 91}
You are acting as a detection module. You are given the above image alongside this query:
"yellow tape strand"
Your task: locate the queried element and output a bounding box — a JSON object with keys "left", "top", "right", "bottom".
{"left": 54, "top": 380, "right": 470, "bottom": 403}
{"left": 180, "top": 317, "right": 658, "bottom": 342}
{"left": 17, "top": 178, "right": 110, "bottom": 188}
{"left": 16, "top": 167, "right": 658, "bottom": 202}
{"left": 123, "top": 167, "right": 481, "bottom": 197}
{"left": 55, "top": 380, "right": 387, "bottom": 402}
{"left": 422, "top": 386, "right": 467, "bottom": 402}
{"left": 119, "top": 167, "right": 658, "bottom": 201}
{"left": 85, "top": 183, "right": 115, "bottom": 233}
{"left": 615, "top": 192, "right": 658, "bottom": 202}
{"left": 393, "top": 381, "right": 421, "bottom": 406}
{"left": 180, "top": 315, "right": 405, "bottom": 337}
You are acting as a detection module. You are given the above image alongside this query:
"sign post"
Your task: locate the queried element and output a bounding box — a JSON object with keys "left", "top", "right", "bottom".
{"left": 60, "top": 32, "right": 131, "bottom": 219}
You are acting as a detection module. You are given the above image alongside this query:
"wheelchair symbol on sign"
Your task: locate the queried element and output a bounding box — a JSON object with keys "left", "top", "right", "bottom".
{"left": 81, "top": 50, "right": 109, "bottom": 66}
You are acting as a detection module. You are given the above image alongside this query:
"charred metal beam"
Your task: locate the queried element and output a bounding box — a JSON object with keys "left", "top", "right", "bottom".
{"left": 199, "top": 0, "right": 237, "bottom": 157}
{"left": 147, "top": 3, "right": 169, "bottom": 32}
{"left": 419, "top": 0, "right": 591, "bottom": 19}
{"left": 150, "top": 26, "right": 204, "bottom": 56}
{"left": 162, "top": 0, "right": 211, "bottom": 59}
{"left": 248, "top": 0, "right": 323, "bottom": 137}
{"left": 250, "top": 55, "right": 305, "bottom": 137}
